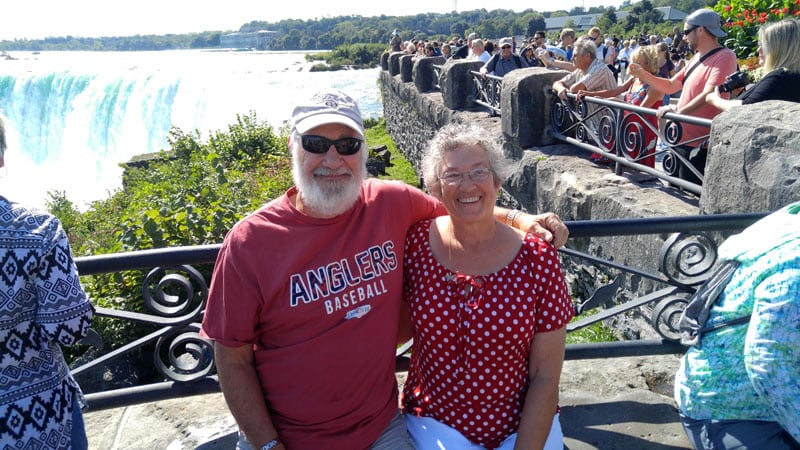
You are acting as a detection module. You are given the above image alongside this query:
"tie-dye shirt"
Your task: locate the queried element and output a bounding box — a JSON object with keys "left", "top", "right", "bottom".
{"left": 675, "top": 201, "right": 800, "bottom": 442}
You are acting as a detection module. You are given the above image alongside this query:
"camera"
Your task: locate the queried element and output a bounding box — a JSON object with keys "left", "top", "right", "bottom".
{"left": 719, "top": 71, "right": 749, "bottom": 93}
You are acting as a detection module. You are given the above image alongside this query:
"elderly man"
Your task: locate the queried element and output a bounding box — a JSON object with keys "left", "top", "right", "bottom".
{"left": 629, "top": 8, "right": 737, "bottom": 185}
{"left": 552, "top": 37, "right": 616, "bottom": 101}
{"left": 201, "top": 89, "right": 568, "bottom": 450}
{"left": 481, "top": 37, "right": 526, "bottom": 77}
{"left": 470, "top": 38, "right": 491, "bottom": 63}
{"left": 552, "top": 37, "right": 617, "bottom": 159}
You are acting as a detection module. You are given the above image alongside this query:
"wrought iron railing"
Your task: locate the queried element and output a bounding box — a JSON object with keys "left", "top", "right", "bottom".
{"left": 73, "top": 213, "right": 766, "bottom": 411}
{"left": 549, "top": 91, "right": 712, "bottom": 194}
{"left": 469, "top": 70, "right": 502, "bottom": 116}
{"left": 432, "top": 64, "right": 443, "bottom": 91}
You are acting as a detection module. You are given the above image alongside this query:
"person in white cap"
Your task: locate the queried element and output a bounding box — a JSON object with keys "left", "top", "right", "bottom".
{"left": 200, "top": 89, "right": 568, "bottom": 450}
{"left": 628, "top": 8, "right": 737, "bottom": 186}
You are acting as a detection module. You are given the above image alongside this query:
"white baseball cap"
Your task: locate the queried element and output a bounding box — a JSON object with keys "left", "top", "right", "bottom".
{"left": 291, "top": 90, "right": 364, "bottom": 137}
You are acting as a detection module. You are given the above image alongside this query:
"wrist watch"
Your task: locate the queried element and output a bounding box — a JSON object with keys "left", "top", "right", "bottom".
{"left": 262, "top": 439, "right": 281, "bottom": 450}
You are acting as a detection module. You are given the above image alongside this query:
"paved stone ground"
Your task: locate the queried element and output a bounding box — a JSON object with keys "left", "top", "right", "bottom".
{"left": 84, "top": 354, "right": 691, "bottom": 450}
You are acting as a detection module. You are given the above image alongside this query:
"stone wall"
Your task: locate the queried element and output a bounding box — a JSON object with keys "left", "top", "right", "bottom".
{"left": 379, "top": 59, "right": 800, "bottom": 331}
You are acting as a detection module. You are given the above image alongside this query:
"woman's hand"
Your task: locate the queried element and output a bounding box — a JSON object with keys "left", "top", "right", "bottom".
{"left": 628, "top": 62, "right": 641, "bottom": 77}
{"left": 656, "top": 104, "right": 677, "bottom": 119}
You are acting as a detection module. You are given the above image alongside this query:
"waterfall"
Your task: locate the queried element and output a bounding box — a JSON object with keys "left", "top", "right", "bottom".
{"left": 0, "top": 50, "right": 382, "bottom": 209}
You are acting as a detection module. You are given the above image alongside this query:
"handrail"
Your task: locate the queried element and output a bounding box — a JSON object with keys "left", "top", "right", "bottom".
{"left": 468, "top": 70, "right": 502, "bottom": 116}
{"left": 548, "top": 91, "right": 713, "bottom": 194}
{"left": 73, "top": 213, "right": 765, "bottom": 412}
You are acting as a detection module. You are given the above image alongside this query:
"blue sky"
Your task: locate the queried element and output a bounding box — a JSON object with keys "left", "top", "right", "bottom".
{"left": 1, "top": 0, "right": 624, "bottom": 40}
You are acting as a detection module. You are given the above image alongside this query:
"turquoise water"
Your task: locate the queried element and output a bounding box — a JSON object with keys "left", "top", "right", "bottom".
{"left": 0, "top": 50, "right": 382, "bottom": 209}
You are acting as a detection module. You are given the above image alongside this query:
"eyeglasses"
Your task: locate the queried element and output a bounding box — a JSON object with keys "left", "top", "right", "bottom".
{"left": 301, "top": 135, "right": 363, "bottom": 155}
{"left": 501, "top": 45, "right": 512, "bottom": 49}
{"left": 439, "top": 166, "right": 492, "bottom": 186}
{"left": 684, "top": 25, "right": 700, "bottom": 36}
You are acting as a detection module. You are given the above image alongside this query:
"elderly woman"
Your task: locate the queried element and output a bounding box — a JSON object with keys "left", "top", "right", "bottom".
{"left": 577, "top": 45, "right": 665, "bottom": 167}
{"left": 402, "top": 124, "right": 574, "bottom": 450}
{"left": 706, "top": 19, "right": 800, "bottom": 111}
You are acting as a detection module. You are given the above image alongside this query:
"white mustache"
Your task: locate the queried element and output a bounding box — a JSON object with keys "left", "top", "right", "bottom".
{"left": 313, "top": 167, "right": 352, "bottom": 176}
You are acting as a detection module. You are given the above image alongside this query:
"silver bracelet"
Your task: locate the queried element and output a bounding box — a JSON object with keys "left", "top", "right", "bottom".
{"left": 261, "top": 438, "right": 281, "bottom": 450}
{"left": 506, "top": 209, "right": 522, "bottom": 227}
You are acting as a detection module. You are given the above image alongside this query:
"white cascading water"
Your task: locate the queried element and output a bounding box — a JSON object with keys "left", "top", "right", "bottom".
{"left": 0, "top": 50, "right": 382, "bottom": 209}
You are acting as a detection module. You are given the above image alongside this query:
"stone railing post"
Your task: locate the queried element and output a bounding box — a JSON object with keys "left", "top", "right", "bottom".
{"left": 400, "top": 55, "right": 415, "bottom": 82}
{"left": 700, "top": 100, "right": 800, "bottom": 214}
{"left": 500, "top": 67, "right": 569, "bottom": 159}
{"left": 413, "top": 56, "right": 446, "bottom": 93}
{"left": 380, "top": 51, "right": 390, "bottom": 71}
{"left": 440, "top": 59, "right": 484, "bottom": 110}
{"left": 389, "top": 52, "right": 403, "bottom": 76}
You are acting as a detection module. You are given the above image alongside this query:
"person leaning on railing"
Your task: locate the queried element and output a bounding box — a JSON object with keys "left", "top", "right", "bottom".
{"left": 576, "top": 45, "right": 665, "bottom": 167}
{"left": 705, "top": 19, "right": 800, "bottom": 112}
{"left": 628, "top": 8, "right": 738, "bottom": 186}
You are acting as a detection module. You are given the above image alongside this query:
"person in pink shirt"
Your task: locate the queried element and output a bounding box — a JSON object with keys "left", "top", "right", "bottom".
{"left": 629, "top": 8, "right": 738, "bottom": 185}
{"left": 200, "top": 89, "right": 568, "bottom": 450}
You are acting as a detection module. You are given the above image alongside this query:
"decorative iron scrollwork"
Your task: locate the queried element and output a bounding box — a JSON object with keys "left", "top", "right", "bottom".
{"left": 651, "top": 295, "right": 690, "bottom": 341}
{"left": 659, "top": 232, "right": 718, "bottom": 287}
{"left": 154, "top": 323, "right": 215, "bottom": 382}
{"left": 142, "top": 265, "right": 209, "bottom": 319}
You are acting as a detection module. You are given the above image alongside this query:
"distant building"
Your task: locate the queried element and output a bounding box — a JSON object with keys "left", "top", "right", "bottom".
{"left": 544, "top": 7, "right": 688, "bottom": 32}
{"left": 219, "top": 30, "right": 280, "bottom": 50}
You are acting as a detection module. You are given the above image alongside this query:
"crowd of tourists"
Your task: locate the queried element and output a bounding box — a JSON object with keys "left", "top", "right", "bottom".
{"left": 390, "top": 11, "right": 800, "bottom": 187}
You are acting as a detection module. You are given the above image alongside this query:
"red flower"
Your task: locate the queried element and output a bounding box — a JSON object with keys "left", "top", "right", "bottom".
{"left": 725, "top": 4, "right": 733, "bottom": 11}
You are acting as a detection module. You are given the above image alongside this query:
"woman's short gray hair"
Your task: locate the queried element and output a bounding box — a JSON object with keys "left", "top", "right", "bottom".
{"left": 421, "top": 123, "right": 511, "bottom": 194}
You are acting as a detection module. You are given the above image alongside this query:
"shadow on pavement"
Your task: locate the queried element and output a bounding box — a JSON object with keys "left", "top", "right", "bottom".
{"left": 562, "top": 399, "right": 690, "bottom": 450}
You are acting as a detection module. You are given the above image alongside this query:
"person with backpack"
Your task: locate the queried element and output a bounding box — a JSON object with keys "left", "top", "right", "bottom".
{"left": 676, "top": 201, "right": 800, "bottom": 449}
{"left": 480, "top": 37, "right": 527, "bottom": 78}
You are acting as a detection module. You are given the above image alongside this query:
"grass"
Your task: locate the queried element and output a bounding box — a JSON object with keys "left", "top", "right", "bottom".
{"left": 566, "top": 307, "right": 618, "bottom": 344}
{"left": 364, "top": 118, "right": 420, "bottom": 188}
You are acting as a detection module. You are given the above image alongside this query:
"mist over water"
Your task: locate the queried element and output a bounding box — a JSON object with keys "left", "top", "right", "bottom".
{"left": 0, "top": 50, "right": 382, "bottom": 209}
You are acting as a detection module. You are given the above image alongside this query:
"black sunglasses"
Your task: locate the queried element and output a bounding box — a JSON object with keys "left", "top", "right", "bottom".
{"left": 301, "top": 135, "right": 363, "bottom": 155}
{"left": 684, "top": 25, "right": 700, "bottom": 35}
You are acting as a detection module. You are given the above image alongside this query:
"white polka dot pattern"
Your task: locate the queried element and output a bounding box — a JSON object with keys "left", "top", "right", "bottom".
{"left": 402, "top": 219, "right": 574, "bottom": 448}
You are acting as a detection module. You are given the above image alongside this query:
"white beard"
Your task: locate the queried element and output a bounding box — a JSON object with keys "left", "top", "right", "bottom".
{"left": 293, "top": 158, "right": 365, "bottom": 218}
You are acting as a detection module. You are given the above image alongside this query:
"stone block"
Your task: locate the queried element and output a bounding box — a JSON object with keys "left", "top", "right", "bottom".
{"left": 500, "top": 67, "right": 570, "bottom": 159}
{"left": 440, "top": 59, "right": 484, "bottom": 110}
{"left": 400, "top": 55, "right": 415, "bottom": 82}
{"left": 701, "top": 100, "right": 800, "bottom": 214}
{"left": 413, "top": 56, "right": 446, "bottom": 93}
{"left": 388, "top": 52, "right": 403, "bottom": 76}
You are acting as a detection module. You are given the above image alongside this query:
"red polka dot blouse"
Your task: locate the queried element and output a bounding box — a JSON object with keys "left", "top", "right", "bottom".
{"left": 402, "top": 219, "right": 574, "bottom": 448}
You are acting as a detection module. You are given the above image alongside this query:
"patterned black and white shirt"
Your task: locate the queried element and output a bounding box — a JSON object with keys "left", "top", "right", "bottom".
{"left": 0, "top": 197, "right": 94, "bottom": 448}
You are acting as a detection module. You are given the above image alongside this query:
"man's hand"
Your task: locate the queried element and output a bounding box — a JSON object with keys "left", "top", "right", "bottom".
{"left": 518, "top": 212, "right": 569, "bottom": 248}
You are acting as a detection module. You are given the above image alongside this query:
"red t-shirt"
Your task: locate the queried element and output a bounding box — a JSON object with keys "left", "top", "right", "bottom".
{"left": 402, "top": 219, "right": 574, "bottom": 449}
{"left": 201, "top": 178, "right": 441, "bottom": 450}
{"left": 676, "top": 47, "right": 738, "bottom": 146}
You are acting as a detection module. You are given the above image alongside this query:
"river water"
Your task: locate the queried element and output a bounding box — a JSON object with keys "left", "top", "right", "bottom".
{"left": 0, "top": 50, "right": 382, "bottom": 209}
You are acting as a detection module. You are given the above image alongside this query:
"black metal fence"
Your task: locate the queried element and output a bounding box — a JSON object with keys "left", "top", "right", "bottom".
{"left": 549, "top": 92, "right": 712, "bottom": 194}
{"left": 73, "top": 212, "right": 766, "bottom": 411}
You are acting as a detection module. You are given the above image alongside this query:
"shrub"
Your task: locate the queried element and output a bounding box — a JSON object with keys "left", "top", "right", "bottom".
{"left": 716, "top": 0, "right": 800, "bottom": 59}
